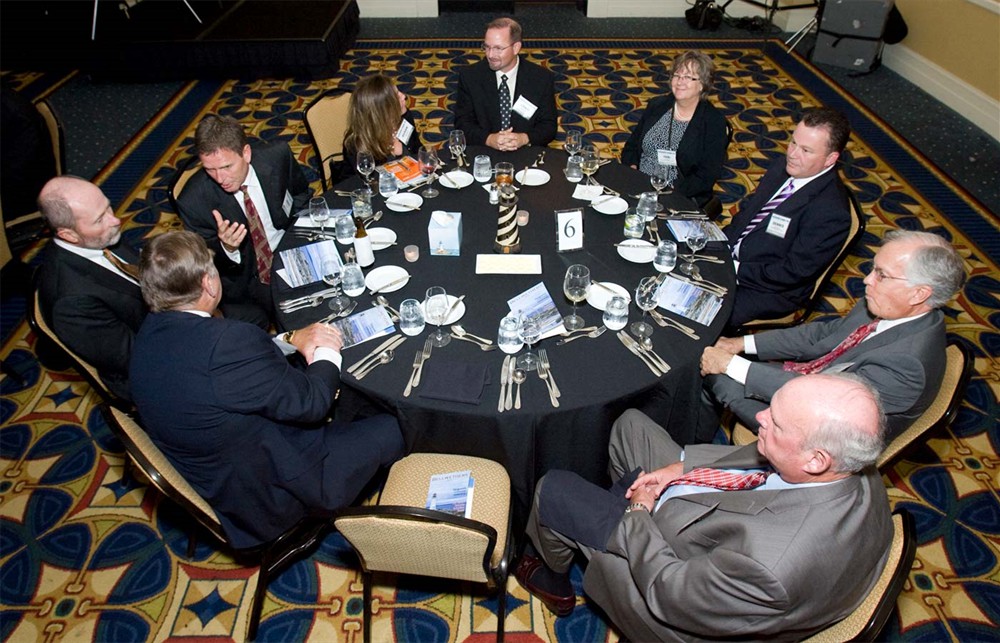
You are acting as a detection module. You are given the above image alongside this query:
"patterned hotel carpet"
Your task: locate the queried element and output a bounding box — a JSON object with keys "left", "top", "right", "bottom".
{"left": 2, "top": 40, "right": 998, "bottom": 642}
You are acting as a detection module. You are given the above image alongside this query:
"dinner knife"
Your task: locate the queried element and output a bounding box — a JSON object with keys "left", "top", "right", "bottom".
{"left": 444, "top": 295, "right": 466, "bottom": 322}
{"left": 347, "top": 335, "right": 399, "bottom": 374}
{"left": 369, "top": 273, "right": 411, "bottom": 296}
{"left": 504, "top": 355, "right": 515, "bottom": 411}
{"left": 617, "top": 331, "right": 664, "bottom": 376}
{"left": 498, "top": 355, "right": 510, "bottom": 413}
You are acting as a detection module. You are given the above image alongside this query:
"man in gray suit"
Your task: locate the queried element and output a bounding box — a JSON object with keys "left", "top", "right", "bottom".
{"left": 698, "top": 230, "right": 965, "bottom": 441}
{"left": 515, "top": 374, "right": 892, "bottom": 641}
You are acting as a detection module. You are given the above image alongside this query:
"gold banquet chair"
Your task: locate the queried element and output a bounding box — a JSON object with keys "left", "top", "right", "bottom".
{"left": 334, "top": 453, "right": 513, "bottom": 643}
{"left": 803, "top": 509, "right": 916, "bottom": 642}
{"left": 737, "top": 189, "right": 867, "bottom": 333}
{"left": 100, "top": 405, "right": 332, "bottom": 642}
{"left": 167, "top": 155, "right": 202, "bottom": 214}
{"left": 304, "top": 90, "right": 352, "bottom": 190}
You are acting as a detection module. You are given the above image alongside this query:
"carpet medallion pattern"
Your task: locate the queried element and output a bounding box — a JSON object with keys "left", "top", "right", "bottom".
{"left": 1, "top": 40, "right": 997, "bottom": 642}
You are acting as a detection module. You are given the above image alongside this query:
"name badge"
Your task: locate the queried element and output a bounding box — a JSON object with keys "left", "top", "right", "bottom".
{"left": 282, "top": 190, "right": 293, "bottom": 216}
{"left": 656, "top": 149, "right": 677, "bottom": 166}
{"left": 395, "top": 119, "right": 414, "bottom": 145}
{"left": 766, "top": 213, "right": 791, "bottom": 238}
{"left": 512, "top": 95, "right": 538, "bottom": 120}
{"left": 556, "top": 208, "right": 584, "bottom": 252}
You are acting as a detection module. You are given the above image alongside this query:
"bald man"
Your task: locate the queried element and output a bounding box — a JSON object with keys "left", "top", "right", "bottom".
{"left": 516, "top": 374, "right": 893, "bottom": 641}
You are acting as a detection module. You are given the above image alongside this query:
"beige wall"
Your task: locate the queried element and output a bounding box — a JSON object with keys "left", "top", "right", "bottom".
{"left": 894, "top": 0, "right": 999, "bottom": 100}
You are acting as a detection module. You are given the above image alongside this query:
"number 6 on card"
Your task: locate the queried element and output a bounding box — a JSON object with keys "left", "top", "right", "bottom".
{"left": 556, "top": 208, "right": 584, "bottom": 253}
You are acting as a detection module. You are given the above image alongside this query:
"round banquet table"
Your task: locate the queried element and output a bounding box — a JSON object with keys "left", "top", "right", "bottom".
{"left": 273, "top": 145, "right": 735, "bottom": 525}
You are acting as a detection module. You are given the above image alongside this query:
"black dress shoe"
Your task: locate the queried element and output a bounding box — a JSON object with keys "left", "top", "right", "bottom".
{"left": 514, "top": 554, "right": 575, "bottom": 617}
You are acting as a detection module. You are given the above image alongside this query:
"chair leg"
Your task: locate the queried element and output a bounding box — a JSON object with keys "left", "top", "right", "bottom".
{"left": 186, "top": 533, "right": 197, "bottom": 559}
{"left": 246, "top": 551, "right": 274, "bottom": 642}
{"left": 496, "top": 584, "right": 508, "bottom": 643}
{"left": 363, "top": 570, "right": 372, "bottom": 643}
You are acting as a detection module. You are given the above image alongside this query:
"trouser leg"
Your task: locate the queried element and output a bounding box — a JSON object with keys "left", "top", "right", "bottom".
{"left": 607, "top": 409, "right": 684, "bottom": 482}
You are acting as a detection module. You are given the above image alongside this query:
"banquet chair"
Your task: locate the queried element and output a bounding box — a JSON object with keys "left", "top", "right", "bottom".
{"left": 703, "top": 118, "right": 734, "bottom": 221}
{"left": 735, "top": 188, "right": 866, "bottom": 333}
{"left": 802, "top": 509, "right": 916, "bottom": 642}
{"left": 3, "top": 99, "right": 65, "bottom": 246}
{"left": 304, "top": 90, "right": 352, "bottom": 190}
{"left": 100, "top": 404, "right": 332, "bottom": 642}
{"left": 167, "top": 155, "right": 201, "bottom": 214}
{"left": 334, "top": 453, "right": 513, "bottom": 643}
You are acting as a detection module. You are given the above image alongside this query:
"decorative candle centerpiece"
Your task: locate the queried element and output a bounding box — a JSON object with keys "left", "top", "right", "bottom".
{"left": 493, "top": 184, "right": 521, "bottom": 254}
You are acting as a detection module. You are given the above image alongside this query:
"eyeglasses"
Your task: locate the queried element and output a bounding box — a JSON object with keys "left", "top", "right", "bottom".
{"left": 671, "top": 74, "right": 700, "bottom": 83}
{"left": 869, "top": 266, "right": 909, "bottom": 283}
{"left": 482, "top": 43, "right": 514, "bottom": 54}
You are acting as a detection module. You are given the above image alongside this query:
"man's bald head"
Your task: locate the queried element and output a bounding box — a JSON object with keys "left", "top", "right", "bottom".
{"left": 38, "top": 176, "right": 122, "bottom": 249}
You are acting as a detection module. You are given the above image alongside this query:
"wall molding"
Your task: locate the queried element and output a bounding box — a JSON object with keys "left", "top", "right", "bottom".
{"left": 356, "top": 0, "right": 437, "bottom": 18}
{"left": 882, "top": 43, "right": 1000, "bottom": 142}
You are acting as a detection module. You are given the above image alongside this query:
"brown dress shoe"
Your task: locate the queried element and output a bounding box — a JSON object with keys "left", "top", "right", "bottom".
{"left": 513, "top": 554, "right": 575, "bottom": 617}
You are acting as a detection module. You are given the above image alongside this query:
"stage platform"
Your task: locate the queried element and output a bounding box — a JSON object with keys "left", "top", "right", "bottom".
{"left": 0, "top": 0, "right": 359, "bottom": 80}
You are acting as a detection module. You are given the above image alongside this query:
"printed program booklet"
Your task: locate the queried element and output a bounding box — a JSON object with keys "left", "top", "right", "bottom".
{"left": 277, "top": 240, "right": 342, "bottom": 288}
{"left": 331, "top": 306, "right": 396, "bottom": 350}
{"left": 657, "top": 276, "right": 724, "bottom": 326}
{"left": 380, "top": 156, "right": 427, "bottom": 188}
{"left": 426, "top": 470, "right": 475, "bottom": 518}
{"left": 666, "top": 220, "right": 727, "bottom": 243}
{"left": 507, "top": 281, "right": 568, "bottom": 340}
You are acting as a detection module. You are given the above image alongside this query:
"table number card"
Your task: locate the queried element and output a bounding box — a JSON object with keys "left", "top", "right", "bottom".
{"left": 555, "top": 208, "right": 584, "bottom": 253}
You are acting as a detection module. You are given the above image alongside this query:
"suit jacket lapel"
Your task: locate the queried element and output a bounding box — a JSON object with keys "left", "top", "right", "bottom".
{"left": 773, "top": 169, "right": 834, "bottom": 216}
{"left": 58, "top": 246, "right": 143, "bottom": 299}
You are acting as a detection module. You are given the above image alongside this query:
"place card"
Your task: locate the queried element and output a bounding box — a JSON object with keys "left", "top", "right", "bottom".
{"left": 475, "top": 254, "right": 542, "bottom": 274}
{"left": 656, "top": 276, "right": 724, "bottom": 326}
{"left": 276, "top": 240, "right": 342, "bottom": 288}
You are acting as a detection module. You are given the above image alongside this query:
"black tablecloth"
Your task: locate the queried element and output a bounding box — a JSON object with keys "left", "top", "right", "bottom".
{"left": 273, "top": 145, "right": 735, "bottom": 523}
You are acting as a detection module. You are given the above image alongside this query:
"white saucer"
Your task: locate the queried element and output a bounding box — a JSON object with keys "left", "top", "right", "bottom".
{"left": 440, "top": 170, "right": 474, "bottom": 189}
{"left": 593, "top": 196, "right": 628, "bottom": 215}
{"left": 386, "top": 193, "right": 423, "bottom": 212}
{"left": 422, "top": 294, "right": 466, "bottom": 325}
{"left": 367, "top": 228, "right": 397, "bottom": 251}
{"left": 587, "top": 282, "right": 631, "bottom": 311}
{"left": 515, "top": 169, "right": 550, "bottom": 186}
{"left": 364, "top": 265, "right": 409, "bottom": 293}
{"left": 617, "top": 240, "right": 656, "bottom": 263}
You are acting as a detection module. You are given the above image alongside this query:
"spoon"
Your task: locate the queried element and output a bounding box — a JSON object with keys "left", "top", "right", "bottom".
{"left": 373, "top": 296, "right": 401, "bottom": 321}
{"left": 356, "top": 349, "right": 394, "bottom": 379}
{"left": 513, "top": 369, "right": 526, "bottom": 409}
{"left": 451, "top": 324, "right": 494, "bottom": 346}
{"left": 640, "top": 336, "right": 654, "bottom": 351}
{"left": 450, "top": 333, "right": 497, "bottom": 350}
{"left": 363, "top": 211, "right": 383, "bottom": 228}
{"left": 319, "top": 300, "right": 358, "bottom": 323}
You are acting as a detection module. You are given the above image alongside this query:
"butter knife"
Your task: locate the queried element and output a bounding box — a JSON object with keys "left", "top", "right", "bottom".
{"left": 444, "top": 294, "right": 466, "bottom": 322}
{"left": 347, "top": 335, "right": 399, "bottom": 374}
{"left": 504, "top": 355, "right": 515, "bottom": 411}
{"left": 403, "top": 349, "right": 422, "bottom": 397}
{"left": 369, "top": 273, "right": 411, "bottom": 296}
{"left": 413, "top": 338, "right": 432, "bottom": 387}
{"left": 498, "top": 355, "right": 511, "bottom": 413}
{"left": 440, "top": 172, "right": 459, "bottom": 188}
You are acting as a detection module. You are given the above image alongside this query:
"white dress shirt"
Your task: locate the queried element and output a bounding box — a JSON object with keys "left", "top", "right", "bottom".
{"left": 222, "top": 164, "right": 286, "bottom": 264}
{"left": 54, "top": 238, "right": 138, "bottom": 285}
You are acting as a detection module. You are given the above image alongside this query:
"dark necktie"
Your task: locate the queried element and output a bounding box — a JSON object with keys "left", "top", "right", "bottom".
{"left": 240, "top": 185, "right": 272, "bottom": 285}
{"left": 102, "top": 248, "right": 140, "bottom": 280}
{"left": 499, "top": 74, "right": 511, "bottom": 130}
{"left": 783, "top": 318, "right": 881, "bottom": 375}
{"left": 732, "top": 180, "right": 795, "bottom": 260}
{"left": 666, "top": 467, "right": 771, "bottom": 491}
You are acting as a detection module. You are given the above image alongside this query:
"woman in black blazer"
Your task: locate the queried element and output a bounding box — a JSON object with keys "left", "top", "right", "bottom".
{"left": 621, "top": 51, "right": 729, "bottom": 207}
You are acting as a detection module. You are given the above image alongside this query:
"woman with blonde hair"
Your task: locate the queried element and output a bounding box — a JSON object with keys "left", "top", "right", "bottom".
{"left": 333, "top": 74, "right": 421, "bottom": 183}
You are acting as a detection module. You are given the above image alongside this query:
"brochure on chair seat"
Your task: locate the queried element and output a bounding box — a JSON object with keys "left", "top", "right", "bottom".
{"left": 426, "top": 470, "right": 474, "bottom": 518}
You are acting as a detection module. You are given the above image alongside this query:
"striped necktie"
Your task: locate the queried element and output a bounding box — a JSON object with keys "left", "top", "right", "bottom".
{"left": 783, "top": 318, "right": 881, "bottom": 375}
{"left": 732, "top": 180, "right": 795, "bottom": 260}
{"left": 666, "top": 467, "right": 771, "bottom": 491}
{"left": 499, "top": 74, "right": 511, "bottom": 130}
{"left": 240, "top": 185, "right": 272, "bottom": 285}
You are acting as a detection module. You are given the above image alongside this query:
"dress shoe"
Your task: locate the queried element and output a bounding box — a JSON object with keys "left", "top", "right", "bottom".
{"left": 513, "top": 554, "right": 575, "bottom": 617}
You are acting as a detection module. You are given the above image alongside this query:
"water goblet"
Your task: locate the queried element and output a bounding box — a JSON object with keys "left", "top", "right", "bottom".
{"left": 424, "top": 286, "right": 451, "bottom": 347}
{"left": 448, "top": 129, "right": 466, "bottom": 166}
{"left": 564, "top": 129, "right": 582, "bottom": 156}
{"left": 562, "top": 264, "right": 591, "bottom": 331}
{"left": 418, "top": 146, "right": 440, "bottom": 199}
{"left": 309, "top": 196, "right": 330, "bottom": 235}
{"left": 681, "top": 222, "right": 708, "bottom": 275}
{"left": 649, "top": 165, "right": 668, "bottom": 211}
{"left": 341, "top": 262, "right": 366, "bottom": 297}
{"left": 322, "top": 258, "right": 350, "bottom": 314}
{"left": 516, "top": 315, "right": 541, "bottom": 372}
{"left": 631, "top": 276, "right": 660, "bottom": 340}
{"left": 356, "top": 150, "right": 375, "bottom": 186}
{"left": 378, "top": 172, "right": 399, "bottom": 200}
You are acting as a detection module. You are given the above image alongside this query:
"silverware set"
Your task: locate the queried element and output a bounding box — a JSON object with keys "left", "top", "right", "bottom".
{"left": 403, "top": 339, "right": 433, "bottom": 397}
{"left": 670, "top": 273, "right": 728, "bottom": 297}
{"left": 532, "top": 150, "right": 546, "bottom": 167}
{"left": 318, "top": 300, "right": 357, "bottom": 323}
{"left": 373, "top": 297, "right": 401, "bottom": 322}
{"left": 556, "top": 325, "right": 607, "bottom": 345}
{"left": 616, "top": 331, "right": 670, "bottom": 376}
{"left": 278, "top": 287, "right": 341, "bottom": 313}
{"left": 647, "top": 221, "right": 661, "bottom": 244}
{"left": 689, "top": 253, "right": 724, "bottom": 264}
{"left": 537, "top": 349, "right": 560, "bottom": 407}
{"left": 348, "top": 335, "right": 406, "bottom": 380}
{"left": 648, "top": 309, "right": 700, "bottom": 340}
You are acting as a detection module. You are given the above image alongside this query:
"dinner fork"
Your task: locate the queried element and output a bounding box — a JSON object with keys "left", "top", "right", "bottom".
{"left": 555, "top": 326, "right": 607, "bottom": 345}
{"left": 539, "top": 350, "right": 561, "bottom": 398}
{"left": 536, "top": 358, "right": 559, "bottom": 407}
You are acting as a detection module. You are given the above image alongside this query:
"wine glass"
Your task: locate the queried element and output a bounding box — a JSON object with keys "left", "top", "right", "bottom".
{"left": 448, "top": 129, "right": 466, "bottom": 166}
{"left": 322, "top": 258, "right": 350, "bottom": 314}
{"left": 580, "top": 144, "right": 600, "bottom": 186}
{"left": 681, "top": 222, "right": 708, "bottom": 275}
{"left": 356, "top": 151, "right": 375, "bottom": 186}
{"left": 649, "top": 165, "right": 668, "bottom": 212}
{"left": 309, "top": 196, "right": 330, "bottom": 235}
{"left": 516, "top": 315, "right": 541, "bottom": 372}
{"left": 424, "top": 286, "right": 451, "bottom": 347}
{"left": 564, "top": 129, "right": 582, "bottom": 156}
{"left": 631, "top": 276, "right": 660, "bottom": 342}
{"left": 418, "top": 145, "right": 440, "bottom": 199}
{"left": 562, "top": 264, "right": 591, "bottom": 331}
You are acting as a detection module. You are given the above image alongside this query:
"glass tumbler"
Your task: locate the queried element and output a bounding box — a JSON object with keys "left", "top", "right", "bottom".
{"left": 603, "top": 295, "right": 629, "bottom": 331}
{"left": 398, "top": 298, "right": 426, "bottom": 336}
{"left": 473, "top": 155, "right": 492, "bottom": 182}
{"left": 497, "top": 315, "right": 523, "bottom": 355}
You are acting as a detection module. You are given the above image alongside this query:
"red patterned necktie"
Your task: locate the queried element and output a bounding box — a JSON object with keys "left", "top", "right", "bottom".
{"left": 666, "top": 467, "right": 771, "bottom": 491}
{"left": 784, "top": 318, "right": 881, "bottom": 375}
{"left": 102, "top": 249, "right": 139, "bottom": 280}
{"left": 240, "top": 185, "right": 272, "bottom": 285}
{"left": 499, "top": 74, "right": 511, "bottom": 130}
{"left": 732, "top": 180, "right": 795, "bottom": 260}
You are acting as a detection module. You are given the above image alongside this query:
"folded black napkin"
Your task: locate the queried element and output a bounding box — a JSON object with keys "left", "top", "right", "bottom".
{"left": 419, "top": 357, "right": 491, "bottom": 405}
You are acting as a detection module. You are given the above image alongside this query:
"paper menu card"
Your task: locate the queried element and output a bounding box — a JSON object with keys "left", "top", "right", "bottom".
{"left": 666, "top": 220, "right": 727, "bottom": 243}
{"left": 507, "top": 282, "right": 568, "bottom": 340}
{"left": 656, "top": 277, "right": 724, "bottom": 326}
{"left": 331, "top": 306, "right": 395, "bottom": 350}
{"left": 426, "top": 470, "right": 474, "bottom": 518}
{"left": 277, "top": 240, "right": 342, "bottom": 288}
{"left": 475, "top": 254, "right": 542, "bottom": 274}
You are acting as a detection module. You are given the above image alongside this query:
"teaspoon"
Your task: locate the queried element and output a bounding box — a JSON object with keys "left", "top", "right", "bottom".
{"left": 513, "top": 369, "right": 526, "bottom": 409}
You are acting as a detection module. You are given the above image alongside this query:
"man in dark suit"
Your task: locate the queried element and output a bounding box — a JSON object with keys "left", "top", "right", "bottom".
{"left": 129, "top": 231, "right": 404, "bottom": 549}
{"left": 724, "top": 107, "right": 853, "bottom": 326}
{"left": 515, "top": 374, "right": 892, "bottom": 641}
{"left": 453, "top": 17, "right": 557, "bottom": 151}
{"left": 175, "top": 114, "right": 312, "bottom": 325}
{"left": 699, "top": 230, "right": 966, "bottom": 441}
{"left": 36, "top": 176, "right": 145, "bottom": 401}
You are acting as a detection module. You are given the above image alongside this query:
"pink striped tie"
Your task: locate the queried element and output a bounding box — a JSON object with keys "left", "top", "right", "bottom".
{"left": 666, "top": 467, "right": 770, "bottom": 491}
{"left": 732, "top": 180, "right": 795, "bottom": 260}
{"left": 783, "top": 319, "right": 880, "bottom": 375}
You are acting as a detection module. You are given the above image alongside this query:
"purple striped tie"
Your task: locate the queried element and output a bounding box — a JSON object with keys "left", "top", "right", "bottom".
{"left": 732, "top": 180, "right": 795, "bottom": 260}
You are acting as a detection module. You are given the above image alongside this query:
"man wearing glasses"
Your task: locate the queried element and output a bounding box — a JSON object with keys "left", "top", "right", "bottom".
{"left": 697, "top": 230, "right": 966, "bottom": 441}
{"left": 453, "top": 17, "right": 557, "bottom": 152}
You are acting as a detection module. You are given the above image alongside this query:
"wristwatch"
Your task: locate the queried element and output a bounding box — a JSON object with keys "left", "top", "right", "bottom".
{"left": 625, "top": 502, "right": 649, "bottom": 514}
